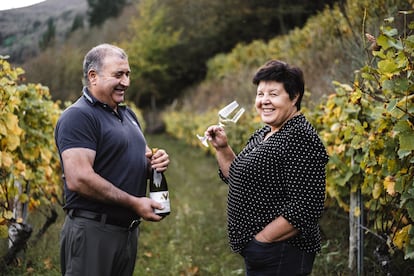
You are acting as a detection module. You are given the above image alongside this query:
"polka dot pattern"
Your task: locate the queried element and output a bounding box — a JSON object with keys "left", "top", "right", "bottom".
{"left": 221, "top": 114, "right": 329, "bottom": 253}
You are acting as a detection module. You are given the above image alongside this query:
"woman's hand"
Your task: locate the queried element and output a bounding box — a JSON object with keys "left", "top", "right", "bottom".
{"left": 205, "top": 125, "right": 228, "bottom": 149}
{"left": 255, "top": 216, "right": 299, "bottom": 243}
{"left": 205, "top": 125, "right": 235, "bottom": 178}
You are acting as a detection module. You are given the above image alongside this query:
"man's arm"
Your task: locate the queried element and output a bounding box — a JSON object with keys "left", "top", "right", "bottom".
{"left": 62, "top": 147, "right": 162, "bottom": 221}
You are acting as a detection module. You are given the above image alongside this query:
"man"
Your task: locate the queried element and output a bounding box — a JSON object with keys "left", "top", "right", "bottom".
{"left": 55, "top": 43, "right": 170, "bottom": 276}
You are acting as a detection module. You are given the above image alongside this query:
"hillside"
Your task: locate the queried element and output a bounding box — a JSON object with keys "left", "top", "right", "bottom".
{"left": 0, "top": 0, "right": 88, "bottom": 63}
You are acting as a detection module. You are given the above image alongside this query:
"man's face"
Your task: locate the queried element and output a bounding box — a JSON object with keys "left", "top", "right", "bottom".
{"left": 90, "top": 54, "right": 131, "bottom": 109}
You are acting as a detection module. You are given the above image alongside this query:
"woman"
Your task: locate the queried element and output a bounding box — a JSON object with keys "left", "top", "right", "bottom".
{"left": 205, "top": 60, "right": 329, "bottom": 275}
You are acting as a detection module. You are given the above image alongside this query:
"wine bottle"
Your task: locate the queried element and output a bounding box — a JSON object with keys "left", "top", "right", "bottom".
{"left": 149, "top": 148, "right": 171, "bottom": 216}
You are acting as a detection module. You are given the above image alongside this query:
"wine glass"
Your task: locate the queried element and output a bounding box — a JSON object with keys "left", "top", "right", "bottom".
{"left": 196, "top": 100, "right": 245, "bottom": 147}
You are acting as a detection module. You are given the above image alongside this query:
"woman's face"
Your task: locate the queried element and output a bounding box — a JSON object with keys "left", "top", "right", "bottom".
{"left": 255, "top": 80, "right": 298, "bottom": 131}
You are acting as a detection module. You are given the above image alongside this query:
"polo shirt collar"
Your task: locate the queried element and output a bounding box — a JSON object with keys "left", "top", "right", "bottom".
{"left": 82, "top": 87, "right": 126, "bottom": 121}
{"left": 82, "top": 87, "right": 126, "bottom": 109}
{"left": 82, "top": 87, "right": 99, "bottom": 105}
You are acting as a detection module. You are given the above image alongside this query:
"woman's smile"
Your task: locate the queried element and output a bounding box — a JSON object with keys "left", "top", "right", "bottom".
{"left": 255, "top": 80, "right": 298, "bottom": 132}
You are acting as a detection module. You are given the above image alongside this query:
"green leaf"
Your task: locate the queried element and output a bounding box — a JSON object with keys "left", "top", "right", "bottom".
{"left": 386, "top": 98, "right": 398, "bottom": 112}
{"left": 399, "top": 134, "right": 414, "bottom": 151}
{"left": 407, "top": 35, "right": 414, "bottom": 44}
{"left": 0, "top": 225, "right": 8, "bottom": 238}
{"left": 376, "top": 35, "right": 390, "bottom": 50}
{"left": 389, "top": 39, "right": 404, "bottom": 50}
{"left": 405, "top": 200, "right": 414, "bottom": 223}
{"left": 398, "top": 149, "right": 412, "bottom": 159}
{"left": 394, "top": 120, "right": 413, "bottom": 133}
{"left": 378, "top": 59, "right": 399, "bottom": 76}
{"left": 383, "top": 27, "right": 398, "bottom": 37}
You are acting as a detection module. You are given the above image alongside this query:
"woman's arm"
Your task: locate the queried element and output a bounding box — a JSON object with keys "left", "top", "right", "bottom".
{"left": 255, "top": 216, "right": 299, "bottom": 242}
{"left": 205, "top": 125, "right": 236, "bottom": 178}
{"left": 215, "top": 145, "right": 236, "bottom": 178}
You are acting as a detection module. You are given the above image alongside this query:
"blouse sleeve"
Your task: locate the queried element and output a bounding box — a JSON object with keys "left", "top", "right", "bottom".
{"left": 279, "top": 126, "right": 328, "bottom": 237}
{"left": 218, "top": 169, "right": 229, "bottom": 184}
{"left": 217, "top": 128, "right": 263, "bottom": 185}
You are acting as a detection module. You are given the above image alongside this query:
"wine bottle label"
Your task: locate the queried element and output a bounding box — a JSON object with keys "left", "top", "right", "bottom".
{"left": 150, "top": 191, "right": 170, "bottom": 214}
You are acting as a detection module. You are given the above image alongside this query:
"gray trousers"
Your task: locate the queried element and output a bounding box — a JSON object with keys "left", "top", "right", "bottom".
{"left": 60, "top": 215, "right": 139, "bottom": 276}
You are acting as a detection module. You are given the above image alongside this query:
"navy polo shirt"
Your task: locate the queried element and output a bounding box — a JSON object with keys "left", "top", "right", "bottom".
{"left": 55, "top": 87, "right": 148, "bottom": 221}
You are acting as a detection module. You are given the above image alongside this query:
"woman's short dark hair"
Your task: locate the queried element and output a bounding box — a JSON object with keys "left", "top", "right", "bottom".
{"left": 252, "top": 60, "right": 304, "bottom": 110}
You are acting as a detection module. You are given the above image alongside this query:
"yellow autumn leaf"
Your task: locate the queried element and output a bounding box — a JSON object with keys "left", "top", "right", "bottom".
{"left": 15, "top": 160, "right": 26, "bottom": 171}
{"left": 143, "top": 251, "right": 153, "bottom": 258}
{"left": 23, "top": 168, "right": 34, "bottom": 180}
{"left": 5, "top": 113, "right": 22, "bottom": 135}
{"left": 0, "top": 121, "right": 7, "bottom": 136}
{"left": 384, "top": 176, "right": 396, "bottom": 196}
{"left": 393, "top": 225, "right": 411, "bottom": 249}
{"left": 368, "top": 133, "right": 376, "bottom": 141}
{"left": 330, "top": 123, "right": 341, "bottom": 132}
{"left": 43, "top": 257, "right": 53, "bottom": 270}
{"left": 8, "top": 94, "right": 21, "bottom": 107}
{"left": 23, "top": 146, "right": 40, "bottom": 160}
{"left": 334, "top": 144, "right": 346, "bottom": 154}
{"left": 3, "top": 210, "right": 13, "bottom": 219}
{"left": 333, "top": 106, "right": 342, "bottom": 117}
{"left": 43, "top": 165, "right": 53, "bottom": 178}
{"left": 19, "top": 193, "right": 29, "bottom": 203}
{"left": 387, "top": 159, "right": 397, "bottom": 172}
{"left": 365, "top": 167, "right": 373, "bottom": 174}
{"left": 0, "top": 151, "right": 13, "bottom": 168}
{"left": 5, "top": 134, "right": 20, "bottom": 151}
{"left": 372, "top": 183, "right": 382, "bottom": 199}
{"left": 29, "top": 198, "right": 41, "bottom": 211}
{"left": 41, "top": 148, "right": 52, "bottom": 162}
{"left": 350, "top": 90, "right": 361, "bottom": 104}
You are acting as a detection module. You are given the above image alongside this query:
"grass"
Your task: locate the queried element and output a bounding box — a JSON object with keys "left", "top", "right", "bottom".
{"left": 136, "top": 134, "right": 243, "bottom": 275}
{"left": 1, "top": 134, "right": 354, "bottom": 275}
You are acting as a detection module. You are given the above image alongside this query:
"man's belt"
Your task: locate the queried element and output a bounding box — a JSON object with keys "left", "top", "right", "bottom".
{"left": 67, "top": 209, "right": 140, "bottom": 231}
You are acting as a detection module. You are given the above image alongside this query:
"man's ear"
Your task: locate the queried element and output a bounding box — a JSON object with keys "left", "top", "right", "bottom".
{"left": 88, "top": 69, "right": 97, "bottom": 85}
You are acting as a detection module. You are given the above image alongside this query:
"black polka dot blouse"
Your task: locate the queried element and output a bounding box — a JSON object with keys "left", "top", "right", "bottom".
{"left": 220, "top": 114, "right": 329, "bottom": 254}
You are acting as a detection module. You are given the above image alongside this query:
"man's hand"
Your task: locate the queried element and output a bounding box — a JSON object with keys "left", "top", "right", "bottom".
{"left": 132, "top": 197, "right": 164, "bottom": 221}
{"left": 146, "top": 148, "right": 170, "bottom": 172}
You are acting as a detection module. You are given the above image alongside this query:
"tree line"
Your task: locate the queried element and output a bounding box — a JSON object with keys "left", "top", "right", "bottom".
{"left": 23, "top": 0, "right": 338, "bottom": 109}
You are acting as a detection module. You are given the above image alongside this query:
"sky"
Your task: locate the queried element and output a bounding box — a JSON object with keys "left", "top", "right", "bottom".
{"left": 0, "top": 0, "right": 46, "bottom": 11}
